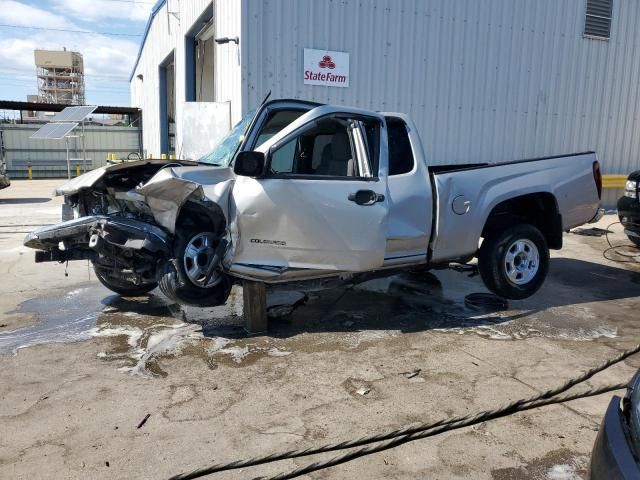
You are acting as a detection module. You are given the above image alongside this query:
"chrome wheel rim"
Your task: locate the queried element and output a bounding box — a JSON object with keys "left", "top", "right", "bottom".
{"left": 504, "top": 239, "right": 539, "bottom": 285}
{"left": 183, "top": 232, "right": 220, "bottom": 287}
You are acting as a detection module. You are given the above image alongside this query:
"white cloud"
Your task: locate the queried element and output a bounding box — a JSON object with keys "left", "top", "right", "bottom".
{"left": 0, "top": 32, "right": 139, "bottom": 78}
{"left": 52, "top": 0, "right": 152, "bottom": 23}
{"left": 0, "top": 0, "right": 75, "bottom": 29}
{"left": 0, "top": 1, "right": 147, "bottom": 104}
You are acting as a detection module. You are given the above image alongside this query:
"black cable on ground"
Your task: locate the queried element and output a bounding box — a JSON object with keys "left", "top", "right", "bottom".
{"left": 169, "top": 344, "right": 640, "bottom": 480}
{"left": 253, "top": 382, "right": 628, "bottom": 480}
{"left": 603, "top": 222, "right": 640, "bottom": 264}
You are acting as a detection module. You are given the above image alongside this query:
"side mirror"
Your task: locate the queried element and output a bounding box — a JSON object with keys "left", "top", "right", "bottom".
{"left": 233, "top": 151, "right": 265, "bottom": 177}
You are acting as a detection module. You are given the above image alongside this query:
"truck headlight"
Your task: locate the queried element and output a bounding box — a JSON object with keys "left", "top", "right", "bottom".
{"left": 624, "top": 180, "right": 638, "bottom": 198}
{"left": 61, "top": 196, "right": 79, "bottom": 221}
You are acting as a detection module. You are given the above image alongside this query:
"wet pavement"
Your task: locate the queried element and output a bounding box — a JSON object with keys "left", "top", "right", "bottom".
{"left": 2, "top": 260, "right": 633, "bottom": 374}
{"left": 1, "top": 180, "right": 640, "bottom": 480}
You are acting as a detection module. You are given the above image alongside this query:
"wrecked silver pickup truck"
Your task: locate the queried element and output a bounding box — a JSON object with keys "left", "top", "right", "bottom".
{"left": 24, "top": 99, "right": 602, "bottom": 305}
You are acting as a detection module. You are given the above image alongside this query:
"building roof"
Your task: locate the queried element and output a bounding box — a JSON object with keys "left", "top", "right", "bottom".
{"left": 0, "top": 100, "right": 140, "bottom": 116}
{"left": 129, "top": 0, "right": 167, "bottom": 82}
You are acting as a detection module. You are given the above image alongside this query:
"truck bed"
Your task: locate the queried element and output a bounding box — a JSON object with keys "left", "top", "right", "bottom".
{"left": 428, "top": 151, "right": 600, "bottom": 263}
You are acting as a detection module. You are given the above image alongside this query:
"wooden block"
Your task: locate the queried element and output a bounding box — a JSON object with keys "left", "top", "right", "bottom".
{"left": 243, "top": 280, "right": 267, "bottom": 333}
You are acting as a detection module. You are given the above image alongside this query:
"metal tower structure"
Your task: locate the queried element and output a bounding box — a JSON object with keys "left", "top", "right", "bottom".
{"left": 34, "top": 49, "right": 86, "bottom": 105}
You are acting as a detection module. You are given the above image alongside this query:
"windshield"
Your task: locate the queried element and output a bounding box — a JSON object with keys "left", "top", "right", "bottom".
{"left": 198, "top": 110, "right": 256, "bottom": 166}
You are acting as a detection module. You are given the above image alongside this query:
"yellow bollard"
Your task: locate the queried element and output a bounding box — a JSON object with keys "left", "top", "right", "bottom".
{"left": 147, "top": 153, "right": 152, "bottom": 159}
{"left": 169, "top": 154, "right": 175, "bottom": 160}
{"left": 161, "top": 153, "right": 167, "bottom": 160}
{"left": 106, "top": 152, "right": 111, "bottom": 161}
{"left": 76, "top": 164, "right": 81, "bottom": 176}
{"left": 27, "top": 164, "right": 32, "bottom": 180}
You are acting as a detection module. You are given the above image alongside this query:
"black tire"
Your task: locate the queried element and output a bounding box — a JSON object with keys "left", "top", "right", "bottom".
{"left": 158, "top": 229, "right": 232, "bottom": 307}
{"left": 93, "top": 264, "right": 157, "bottom": 296}
{"left": 478, "top": 224, "right": 549, "bottom": 300}
{"left": 627, "top": 234, "right": 640, "bottom": 248}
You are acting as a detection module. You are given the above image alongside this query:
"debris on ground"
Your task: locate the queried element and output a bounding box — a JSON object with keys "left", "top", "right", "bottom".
{"left": 356, "top": 386, "right": 370, "bottom": 396}
{"left": 400, "top": 369, "right": 421, "bottom": 379}
{"left": 571, "top": 227, "right": 613, "bottom": 237}
{"left": 266, "top": 291, "right": 308, "bottom": 319}
{"left": 464, "top": 292, "right": 508, "bottom": 310}
{"left": 136, "top": 413, "right": 151, "bottom": 429}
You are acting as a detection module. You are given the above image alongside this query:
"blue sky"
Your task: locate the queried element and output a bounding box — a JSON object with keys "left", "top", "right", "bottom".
{"left": 0, "top": 0, "right": 154, "bottom": 106}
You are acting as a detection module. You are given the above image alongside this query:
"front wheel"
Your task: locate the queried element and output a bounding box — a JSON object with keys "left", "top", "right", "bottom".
{"left": 478, "top": 224, "right": 549, "bottom": 300}
{"left": 93, "top": 264, "right": 158, "bottom": 296}
{"left": 158, "top": 230, "right": 232, "bottom": 307}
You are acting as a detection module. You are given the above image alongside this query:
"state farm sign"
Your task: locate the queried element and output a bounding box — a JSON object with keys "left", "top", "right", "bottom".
{"left": 303, "top": 48, "right": 349, "bottom": 88}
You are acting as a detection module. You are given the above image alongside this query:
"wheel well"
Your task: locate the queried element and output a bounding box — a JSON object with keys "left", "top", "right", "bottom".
{"left": 175, "top": 199, "right": 226, "bottom": 235}
{"left": 482, "top": 193, "right": 562, "bottom": 249}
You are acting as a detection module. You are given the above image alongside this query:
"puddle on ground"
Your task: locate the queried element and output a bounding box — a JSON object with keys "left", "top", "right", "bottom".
{"left": 0, "top": 265, "right": 627, "bottom": 375}
{"left": 0, "top": 283, "right": 300, "bottom": 375}
{"left": 491, "top": 448, "right": 588, "bottom": 480}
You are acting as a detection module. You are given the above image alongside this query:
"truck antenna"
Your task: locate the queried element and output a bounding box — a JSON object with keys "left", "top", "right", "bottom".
{"left": 260, "top": 91, "right": 272, "bottom": 106}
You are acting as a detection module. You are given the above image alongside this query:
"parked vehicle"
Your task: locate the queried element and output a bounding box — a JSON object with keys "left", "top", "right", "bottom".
{"left": 589, "top": 371, "right": 640, "bottom": 479}
{"left": 618, "top": 171, "right": 640, "bottom": 247}
{"left": 24, "top": 100, "right": 602, "bottom": 306}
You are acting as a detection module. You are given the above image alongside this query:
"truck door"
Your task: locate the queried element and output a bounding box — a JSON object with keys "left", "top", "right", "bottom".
{"left": 232, "top": 107, "right": 389, "bottom": 277}
{"left": 382, "top": 115, "right": 433, "bottom": 264}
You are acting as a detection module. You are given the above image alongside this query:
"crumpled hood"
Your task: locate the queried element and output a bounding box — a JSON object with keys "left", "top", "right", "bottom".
{"left": 55, "top": 165, "right": 108, "bottom": 196}
{"left": 53, "top": 160, "right": 200, "bottom": 196}
{"left": 137, "top": 165, "right": 236, "bottom": 232}
{"left": 52, "top": 160, "right": 235, "bottom": 234}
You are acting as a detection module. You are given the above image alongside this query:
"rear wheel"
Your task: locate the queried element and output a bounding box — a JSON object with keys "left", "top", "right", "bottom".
{"left": 93, "top": 264, "right": 157, "bottom": 296}
{"left": 478, "top": 224, "right": 549, "bottom": 300}
{"left": 158, "top": 229, "right": 232, "bottom": 307}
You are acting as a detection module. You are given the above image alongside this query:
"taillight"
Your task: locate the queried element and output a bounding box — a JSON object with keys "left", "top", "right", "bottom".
{"left": 593, "top": 161, "right": 602, "bottom": 200}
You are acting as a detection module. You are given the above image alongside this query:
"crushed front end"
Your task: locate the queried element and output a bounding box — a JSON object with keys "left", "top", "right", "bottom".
{"left": 23, "top": 160, "right": 235, "bottom": 304}
{"left": 25, "top": 215, "right": 169, "bottom": 288}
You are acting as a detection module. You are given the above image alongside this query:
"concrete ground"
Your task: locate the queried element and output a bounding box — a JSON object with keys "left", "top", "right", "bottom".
{"left": 1, "top": 179, "right": 639, "bottom": 480}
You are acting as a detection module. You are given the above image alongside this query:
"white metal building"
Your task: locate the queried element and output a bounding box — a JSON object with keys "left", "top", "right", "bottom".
{"left": 131, "top": 0, "right": 634, "bottom": 201}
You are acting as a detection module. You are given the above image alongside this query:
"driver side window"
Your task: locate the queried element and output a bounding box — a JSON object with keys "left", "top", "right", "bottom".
{"left": 268, "top": 117, "right": 375, "bottom": 178}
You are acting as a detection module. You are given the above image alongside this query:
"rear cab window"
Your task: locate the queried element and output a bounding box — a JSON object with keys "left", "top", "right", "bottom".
{"left": 386, "top": 117, "right": 414, "bottom": 175}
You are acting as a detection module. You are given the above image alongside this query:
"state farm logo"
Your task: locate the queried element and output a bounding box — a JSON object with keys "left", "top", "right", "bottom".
{"left": 303, "top": 48, "right": 349, "bottom": 88}
{"left": 318, "top": 55, "right": 336, "bottom": 69}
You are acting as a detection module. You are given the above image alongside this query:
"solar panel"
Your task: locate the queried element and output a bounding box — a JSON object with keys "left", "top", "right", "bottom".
{"left": 51, "top": 105, "right": 97, "bottom": 122}
{"left": 31, "top": 122, "right": 79, "bottom": 140}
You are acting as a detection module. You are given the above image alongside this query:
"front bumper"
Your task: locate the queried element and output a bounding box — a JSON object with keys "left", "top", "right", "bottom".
{"left": 618, "top": 196, "right": 640, "bottom": 234}
{"left": 590, "top": 395, "right": 640, "bottom": 479}
{"left": 24, "top": 215, "right": 170, "bottom": 260}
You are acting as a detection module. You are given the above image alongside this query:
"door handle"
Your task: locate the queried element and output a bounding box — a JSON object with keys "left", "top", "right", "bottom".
{"left": 348, "top": 190, "right": 385, "bottom": 206}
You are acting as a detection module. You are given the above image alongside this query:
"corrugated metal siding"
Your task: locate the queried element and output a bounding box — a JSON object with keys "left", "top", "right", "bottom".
{"left": 242, "top": 0, "right": 640, "bottom": 178}
{"left": 1, "top": 124, "right": 141, "bottom": 178}
{"left": 130, "top": 0, "right": 241, "bottom": 156}
{"left": 215, "top": 0, "right": 242, "bottom": 123}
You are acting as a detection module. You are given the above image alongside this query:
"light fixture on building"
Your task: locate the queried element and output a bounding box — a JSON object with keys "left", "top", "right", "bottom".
{"left": 215, "top": 36, "right": 239, "bottom": 45}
